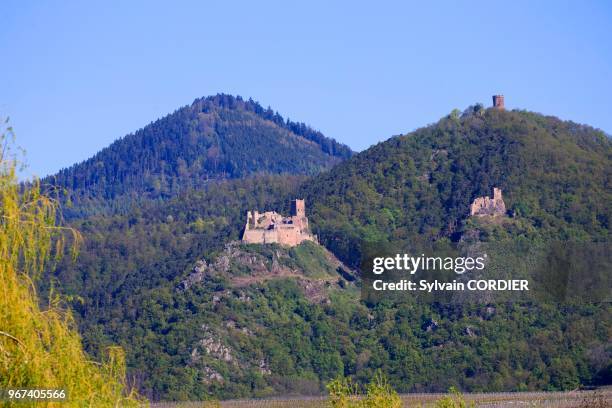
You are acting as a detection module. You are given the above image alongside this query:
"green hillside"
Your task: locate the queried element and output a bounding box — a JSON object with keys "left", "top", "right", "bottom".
{"left": 304, "top": 106, "right": 610, "bottom": 267}
{"left": 48, "top": 105, "right": 611, "bottom": 400}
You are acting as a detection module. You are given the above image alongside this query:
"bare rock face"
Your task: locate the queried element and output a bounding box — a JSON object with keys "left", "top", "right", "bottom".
{"left": 187, "top": 325, "right": 233, "bottom": 384}
{"left": 178, "top": 260, "right": 208, "bottom": 290}
{"left": 188, "top": 323, "right": 273, "bottom": 381}
{"left": 470, "top": 187, "right": 506, "bottom": 217}
{"left": 191, "top": 325, "right": 234, "bottom": 363}
{"left": 178, "top": 241, "right": 358, "bottom": 383}
{"left": 201, "top": 366, "right": 224, "bottom": 384}
{"left": 200, "top": 337, "right": 233, "bottom": 362}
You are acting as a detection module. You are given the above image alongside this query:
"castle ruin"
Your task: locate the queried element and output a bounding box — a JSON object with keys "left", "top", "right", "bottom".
{"left": 492, "top": 95, "right": 505, "bottom": 110}
{"left": 470, "top": 187, "right": 506, "bottom": 217}
{"left": 242, "top": 199, "right": 316, "bottom": 246}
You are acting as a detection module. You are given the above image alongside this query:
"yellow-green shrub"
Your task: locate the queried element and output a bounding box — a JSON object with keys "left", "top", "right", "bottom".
{"left": 327, "top": 371, "right": 401, "bottom": 408}
{"left": 434, "top": 387, "right": 474, "bottom": 408}
{"left": 0, "top": 124, "right": 146, "bottom": 407}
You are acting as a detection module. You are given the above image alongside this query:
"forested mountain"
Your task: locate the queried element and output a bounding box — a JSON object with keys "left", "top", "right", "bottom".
{"left": 46, "top": 94, "right": 352, "bottom": 216}
{"left": 303, "top": 105, "right": 611, "bottom": 266}
{"left": 48, "top": 105, "right": 611, "bottom": 400}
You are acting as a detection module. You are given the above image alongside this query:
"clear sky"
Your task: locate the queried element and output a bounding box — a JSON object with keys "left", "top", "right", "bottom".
{"left": 1, "top": 1, "right": 611, "bottom": 178}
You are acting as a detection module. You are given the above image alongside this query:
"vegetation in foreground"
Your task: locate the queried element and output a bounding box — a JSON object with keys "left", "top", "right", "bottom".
{"left": 150, "top": 388, "right": 612, "bottom": 408}
{"left": 327, "top": 372, "right": 402, "bottom": 407}
{"left": 0, "top": 125, "right": 146, "bottom": 407}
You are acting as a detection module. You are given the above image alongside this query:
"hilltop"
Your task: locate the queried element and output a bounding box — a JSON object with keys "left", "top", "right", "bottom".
{"left": 46, "top": 94, "right": 352, "bottom": 217}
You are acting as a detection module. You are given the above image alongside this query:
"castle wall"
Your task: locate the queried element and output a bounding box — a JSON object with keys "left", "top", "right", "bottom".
{"left": 242, "top": 229, "right": 267, "bottom": 244}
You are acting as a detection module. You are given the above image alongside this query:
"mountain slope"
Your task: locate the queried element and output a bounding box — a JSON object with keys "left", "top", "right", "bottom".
{"left": 303, "top": 106, "right": 611, "bottom": 266}
{"left": 47, "top": 94, "right": 352, "bottom": 215}
{"left": 49, "top": 105, "right": 611, "bottom": 399}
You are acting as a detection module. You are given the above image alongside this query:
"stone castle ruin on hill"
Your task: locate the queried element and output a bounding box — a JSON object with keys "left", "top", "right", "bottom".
{"left": 470, "top": 187, "right": 506, "bottom": 217}
{"left": 242, "top": 199, "right": 316, "bottom": 246}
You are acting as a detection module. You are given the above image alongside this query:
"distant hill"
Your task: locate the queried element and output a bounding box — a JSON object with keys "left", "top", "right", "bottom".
{"left": 46, "top": 94, "right": 352, "bottom": 216}
{"left": 303, "top": 105, "right": 611, "bottom": 266}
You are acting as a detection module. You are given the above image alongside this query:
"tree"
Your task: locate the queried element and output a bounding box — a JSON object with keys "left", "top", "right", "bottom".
{"left": 0, "top": 121, "right": 145, "bottom": 407}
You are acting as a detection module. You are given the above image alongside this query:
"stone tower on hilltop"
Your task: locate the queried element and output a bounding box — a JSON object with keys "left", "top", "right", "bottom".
{"left": 292, "top": 199, "right": 306, "bottom": 218}
{"left": 242, "top": 199, "right": 316, "bottom": 246}
{"left": 492, "top": 95, "right": 505, "bottom": 110}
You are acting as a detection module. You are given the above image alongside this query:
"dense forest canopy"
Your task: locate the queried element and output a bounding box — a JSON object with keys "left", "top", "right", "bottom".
{"left": 304, "top": 106, "right": 611, "bottom": 267}
{"left": 45, "top": 94, "right": 352, "bottom": 217}
{"left": 47, "top": 106, "right": 611, "bottom": 400}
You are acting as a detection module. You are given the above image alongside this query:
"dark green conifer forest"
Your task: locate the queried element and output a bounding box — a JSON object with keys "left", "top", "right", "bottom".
{"left": 48, "top": 94, "right": 352, "bottom": 218}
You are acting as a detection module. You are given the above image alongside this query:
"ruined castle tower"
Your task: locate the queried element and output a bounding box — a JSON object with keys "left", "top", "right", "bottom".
{"left": 492, "top": 95, "right": 505, "bottom": 110}
{"left": 292, "top": 199, "right": 306, "bottom": 218}
{"left": 470, "top": 187, "right": 506, "bottom": 217}
{"left": 493, "top": 187, "right": 502, "bottom": 201}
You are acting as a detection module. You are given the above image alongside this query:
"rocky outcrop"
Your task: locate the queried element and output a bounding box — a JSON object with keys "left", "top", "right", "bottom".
{"left": 190, "top": 325, "right": 234, "bottom": 364}
{"left": 179, "top": 260, "right": 208, "bottom": 290}
{"left": 202, "top": 366, "right": 224, "bottom": 384}
{"left": 178, "top": 241, "right": 354, "bottom": 303}
{"left": 188, "top": 324, "right": 273, "bottom": 383}
{"left": 199, "top": 336, "right": 233, "bottom": 363}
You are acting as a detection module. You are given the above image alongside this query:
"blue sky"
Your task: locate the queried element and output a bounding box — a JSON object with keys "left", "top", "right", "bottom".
{"left": 1, "top": 1, "right": 611, "bottom": 178}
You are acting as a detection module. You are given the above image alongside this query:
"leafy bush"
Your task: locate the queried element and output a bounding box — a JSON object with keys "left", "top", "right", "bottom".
{"left": 327, "top": 371, "right": 401, "bottom": 408}
{"left": 434, "top": 387, "right": 474, "bottom": 408}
